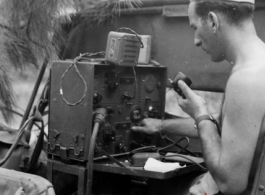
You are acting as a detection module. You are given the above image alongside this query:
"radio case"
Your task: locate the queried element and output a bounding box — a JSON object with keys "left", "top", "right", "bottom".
{"left": 105, "top": 31, "right": 141, "bottom": 66}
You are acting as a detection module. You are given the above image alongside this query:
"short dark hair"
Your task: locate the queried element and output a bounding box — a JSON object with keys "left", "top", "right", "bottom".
{"left": 194, "top": 1, "right": 254, "bottom": 25}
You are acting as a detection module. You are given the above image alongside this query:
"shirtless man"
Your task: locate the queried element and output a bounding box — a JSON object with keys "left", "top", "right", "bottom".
{"left": 132, "top": 0, "right": 265, "bottom": 194}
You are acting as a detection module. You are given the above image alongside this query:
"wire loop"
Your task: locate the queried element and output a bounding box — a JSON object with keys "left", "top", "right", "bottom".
{"left": 116, "top": 27, "right": 144, "bottom": 48}
{"left": 60, "top": 52, "right": 105, "bottom": 106}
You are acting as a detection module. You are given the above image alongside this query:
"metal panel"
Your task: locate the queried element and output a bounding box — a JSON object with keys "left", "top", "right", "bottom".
{"left": 48, "top": 61, "right": 167, "bottom": 161}
{"left": 48, "top": 61, "right": 94, "bottom": 161}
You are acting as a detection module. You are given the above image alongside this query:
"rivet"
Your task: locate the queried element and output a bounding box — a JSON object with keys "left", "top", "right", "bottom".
{"left": 259, "top": 185, "right": 264, "bottom": 191}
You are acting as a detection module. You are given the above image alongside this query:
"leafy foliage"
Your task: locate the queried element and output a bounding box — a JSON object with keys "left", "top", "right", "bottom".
{"left": 77, "top": 0, "right": 142, "bottom": 23}
{"left": 0, "top": 0, "right": 141, "bottom": 122}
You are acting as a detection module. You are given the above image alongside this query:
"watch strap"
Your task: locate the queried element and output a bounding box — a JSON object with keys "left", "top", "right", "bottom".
{"left": 194, "top": 114, "right": 221, "bottom": 135}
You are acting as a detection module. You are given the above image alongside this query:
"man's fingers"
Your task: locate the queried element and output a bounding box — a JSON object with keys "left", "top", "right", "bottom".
{"left": 131, "top": 126, "right": 139, "bottom": 131}
{"left": 131, "top": 126, "right": 144, "bottom": 132}
{"left": 131, "top": 126, "right": 151, "bottom": 135}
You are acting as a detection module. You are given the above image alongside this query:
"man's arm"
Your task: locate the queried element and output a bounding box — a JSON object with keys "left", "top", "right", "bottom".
{"left": 178, "top": 71, "right": 264, "bottom": 194}
{"left": 132, "top": 117, "right": 199, "bottom": 138}
{"left": 131, "top": 111, "right": 220, "bottom": 139}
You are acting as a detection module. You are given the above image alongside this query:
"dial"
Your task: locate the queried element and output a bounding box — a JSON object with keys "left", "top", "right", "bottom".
{"left": 103, "top": 124, "right": 116, "bottom": 143}
{"left": 143, "top": 74, "right": 156, "bottom": 93}
{"left": 130, "top": 105, "right": 142, "bottom": 123}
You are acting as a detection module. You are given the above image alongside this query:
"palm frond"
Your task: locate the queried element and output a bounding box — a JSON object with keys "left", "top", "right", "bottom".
{"left": 3, "top": 0, "right": 75, "bottom": 68}
{"left": 0, "top": 0, "right": 75, "bottom": 122}
{"left": 0, "top": 0, "right": 141, "bottom": 122}
{"left": 0, "top": 65, "right": 15, "bottom": 123}
{"left": 77, "top": 0, "right": 143, "bottom": 23}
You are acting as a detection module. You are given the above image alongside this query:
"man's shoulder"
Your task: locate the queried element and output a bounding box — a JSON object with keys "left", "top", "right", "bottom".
{"left": 229, "top": 60, "right": 265, "bottom": 86}
{"left": 223, "top": 60, "right": 265, "bottom": 123}
{"left": 225, "top": 62, "right": 265, "bottom": 102}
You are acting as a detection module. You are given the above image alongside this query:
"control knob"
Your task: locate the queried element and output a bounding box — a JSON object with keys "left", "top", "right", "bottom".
{"left": 103, "top": 124, "right": 116, "bottom": 143}
{"left": 93, "top": 92, "right": 103, "bottom": 104}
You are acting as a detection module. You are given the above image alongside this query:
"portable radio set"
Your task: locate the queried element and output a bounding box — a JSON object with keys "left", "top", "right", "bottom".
{"left": 46, "top": 29, "right": 168, "bottom": 194}
{"left": 48, "top": 28, "right": 161, "bottom": 160}
{"left": 47, "top": 28, "right": 197, "bottom": 195}
{"left": 48, "top": 60, "right": 167, "bottom": 162}
{"left": 47, "top": 28, "right": 195, "bottom": 195}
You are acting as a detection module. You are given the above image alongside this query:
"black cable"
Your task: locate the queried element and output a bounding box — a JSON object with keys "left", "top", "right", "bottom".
{"left": 96, "top": 146, "right": 127, "bottom": 168}
{"left": 0, "top": 116, "right": 35, "bottom": 166}
{"left": 87, "top": 108, "right": 107, "bottom": 195}
{"left": 176, "top": 137, "right": 190, "bottom": 154}
{"left": 156, "top": 138, "right": 206, "bottom": 171}
{"left": 126, "top": 140, "right": 203, "bottom": 171}
{"left": 158, "top": 137, "right": 189, "bottom": 155}
{"left": 165, "top": 136, "right": 199, "bottom": 157}
{"left": 126, "top": 146, "right": 207, "bottom": 171}
{"left": 94, "top": 151, "right": 130, "bottom": 161}
{"left": 127, "top": 145, "right": 158, "bottom": 164}
{"left": 157, "top": 141, "right": 180, "bottom": 155}
{"left": 160, "top": 154, "right": 207, "bottom": 171}
{"left": 132, "top": 66, "right": 137, "bottom": 99}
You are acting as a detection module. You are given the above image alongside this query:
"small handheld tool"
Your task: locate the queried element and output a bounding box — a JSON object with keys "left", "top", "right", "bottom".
{"left": 169, "top": 72, "right": 192, "bottom": 99}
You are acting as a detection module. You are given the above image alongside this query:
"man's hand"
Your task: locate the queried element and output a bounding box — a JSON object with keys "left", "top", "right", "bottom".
{"left": 131, "top": 118, "right": 161, "bottom": 135}
{"left": 177, "top": 80, "right": 208, "bottom": 119}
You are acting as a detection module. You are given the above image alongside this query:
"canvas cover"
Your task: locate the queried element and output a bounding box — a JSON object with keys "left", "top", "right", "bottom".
{"left": 0, "top": 167, "right": 55, "bottom": 195}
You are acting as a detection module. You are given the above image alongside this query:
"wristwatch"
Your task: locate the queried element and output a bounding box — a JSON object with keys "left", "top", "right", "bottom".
{"left": 194, "top": 114, "right": 218, "bottom": 130}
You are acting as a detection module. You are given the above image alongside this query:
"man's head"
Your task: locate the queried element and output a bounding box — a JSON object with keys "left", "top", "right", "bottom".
{"left": 188, "top": 0, "right": 255, "bottom": 62}
{"left": 193, "top": 0, "right": 254, "bottom": 25}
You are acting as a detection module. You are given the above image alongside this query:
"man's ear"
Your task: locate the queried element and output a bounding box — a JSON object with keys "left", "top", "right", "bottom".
{"left": 207, "top": 12, "right": 219, "bottom": 33}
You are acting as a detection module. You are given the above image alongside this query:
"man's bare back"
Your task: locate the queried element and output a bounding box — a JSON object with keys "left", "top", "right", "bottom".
{"left": 214, "top": 37, "right": 265, "bottom": 192}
